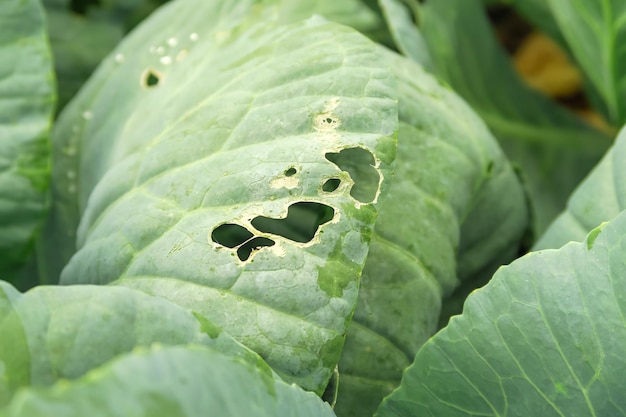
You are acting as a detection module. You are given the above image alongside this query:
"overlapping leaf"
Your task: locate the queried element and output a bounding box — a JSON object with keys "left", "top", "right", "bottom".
{"left": 377, "top": 209, "right": 626, "bottom": 417}
{"left": 44, "top": 7, "right": 122, "bottom": 112}
{"left": 544, "top": 0, "right": 626, "bottom": 125}
{"left": 0, "top": 0, "right": 55, "bottom": 281}
{"left": 43, "top": 0, "right": 169, "bottom": 111}
{"left": 0, "top": 345, "right": 337, "bottom": 417}
{"left": 417, "top": 0, "right": 611, "bottom": 236}
{"left": 377, "top": 0, "right": 433, "bottom": 70}
{"left": 333, "top": 50, "right": 528, "bottom": 417}
{"left": 0, "top": 282, "right": 262, "bottom": 407}
{"left": 535, "top": 126, "right": 626, "bottom": 250}
{"left": 504, "top": 0, "right": 564, "bottom": 45}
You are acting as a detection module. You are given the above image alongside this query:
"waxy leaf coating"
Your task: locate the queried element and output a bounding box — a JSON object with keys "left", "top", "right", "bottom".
{"left": 0, "top": 0, "right": 55, "bottom": 279}
{"left": 333, "top": 50, "right": 528, "bottom": 417}
{"left": 42, "top": 0, "right": 397, "bottom": 393}
{"left": 0, "top": 345, "right": 337, "bottom": 417}
{"left": 377, "top": 209, "right": 626, "bottom": 417}
{"left": 535, "top": 126, "right": 626, "bottom": 250}
{"left": 0, "top": 282, "right": 262, "bottom": 407}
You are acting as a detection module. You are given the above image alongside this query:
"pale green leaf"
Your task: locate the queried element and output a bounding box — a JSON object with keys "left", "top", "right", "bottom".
{"left": 333, "top": 51, "right": 528, "bottom": 417}
{"left": 377, "top": 210, "right": 626, "bottom": 417}
{"left": 1, "top": 345, "right": 337, "bottom": 417}
{"left": 0, "top": 281, "right": 262, "bottom": 407}
{"left": 535, "top": 126, "right": 626, "bottom": 250}
{"left": 274, "top": 0, "right": 385, "bottom": 40}
{"left": 378, "top": 0, "right": 433, "bottom": 70}
{"left": 44, "top": 0, "right": 169, "bottom": 111}
{"left": 40, "top": 0, "right": 397, "bottom": 393}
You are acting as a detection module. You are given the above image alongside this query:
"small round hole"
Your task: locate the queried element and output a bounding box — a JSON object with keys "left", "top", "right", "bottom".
{"left": 284, "top": 167, "right": 297, "bottom": 177}
{"left": 141, "top": 69, "right": 162, "bottom": 88}
{"left": 322, "top": 178, "right": 341, "bottom": 192}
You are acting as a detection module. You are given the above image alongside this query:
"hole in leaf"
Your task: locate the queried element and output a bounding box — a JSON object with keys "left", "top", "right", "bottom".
{"left": 237, "top": 237, "right": 275, "bottom": 261}
{"left": 325, "top": 147, "right": 379, "bottom": 203}
{"left": 251, "top": 202, "right": 334, "bottom": 243}
{"left": 284, "top": 167, "right": 297, "bottom": 177}
{"left": 322, "top": 178, "right": 341, "bottom": 192}
{"left": 141, "top": 69, "right": 162, "bottom": 88}
{"left": 211, "top": 223, "right": 253, "bottom": 248}
{"left": 314, "top": 113, "right": 340, "bottom": 131}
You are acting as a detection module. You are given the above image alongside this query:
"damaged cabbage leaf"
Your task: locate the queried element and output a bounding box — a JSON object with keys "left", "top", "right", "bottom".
{"left": 41, "top": 0, "right": 397, "bottom": 393}
{"left": 378, "top": 0, "right": 433, "bottom": 70}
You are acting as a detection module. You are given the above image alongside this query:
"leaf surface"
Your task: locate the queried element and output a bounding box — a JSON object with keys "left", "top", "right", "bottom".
{"left": 0, "top": 282, "right": 261, "bottom": 407}
{"left": 42, "top": 0, "right": 397, "bottom": 393}
{"left": 333, "top": 51, "right": 528, "bottom": 417}
{"left": 376, "top": 209, "right": 626, "bottom": 417}
{"left": 43, "top": 0, "right": 169, "bottom": 111}
{"left": 378, "top": 0, "right": 433, "bottom": 70}
{"left": 0, "top": 0, "right": 54, "bottom": 279}
{"left": 0, "top": 345, "right": 337, "bottom": 417}
{"left": 535, "top": 127, "right": 626, "bottom": 250}
{"left": 44, "top": 7, "right": 123, "bottom": 112}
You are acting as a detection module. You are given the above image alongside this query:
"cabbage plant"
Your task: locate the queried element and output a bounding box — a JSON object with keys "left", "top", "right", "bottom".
{"left": 1, "top": 0, "right": 625, "bottom": 416}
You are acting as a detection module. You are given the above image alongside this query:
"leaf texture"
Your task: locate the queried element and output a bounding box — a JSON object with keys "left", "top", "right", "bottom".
{"left": 535, "top": 127, "right": 626, "bottom": 250}
{"left": 1, "top": 345, "right": 337, "bottom": 417}
{"left": 0, "top": 282, "right": 262, "bottom": 407}
{"left": 333, "top": 50, "right": 528, "bottom": 417}
{"left": 42, "top": 0, "right": 397, "bottom": 393}
{"left": 377, "top": 209, "right": 626, "bottom": 417}
{"left": 0, "top": 0, "right": 55, "bottom": 279}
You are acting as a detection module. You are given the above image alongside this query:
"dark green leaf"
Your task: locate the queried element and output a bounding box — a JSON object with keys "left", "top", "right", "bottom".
{"left": 546, "top": 0, "right": 626, "bottom": 125}
{"left": 45, "top": 8, "right": 123, "bottom": 113}
{"left": 504, "top": 0, "right": 564, "bottom": 45}
{"left": 418, "top": 0, "right": 611, "bottom": 237}
{"left": 0, "top": 0, "right": 55, "bottom": 281}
